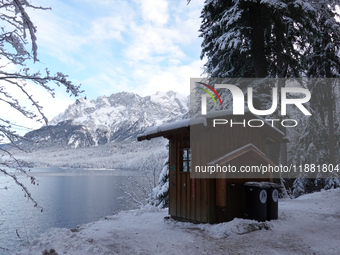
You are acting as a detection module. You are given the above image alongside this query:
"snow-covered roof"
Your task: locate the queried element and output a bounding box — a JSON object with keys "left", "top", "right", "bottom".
{"left": 207, "top": 143, "right": 276, "bottom": 166}
{"left": 137, "top": 118, "right": 190, "bottom": 138}
{"left": 137, "top": 109, "right": 285, "bottom": 141}
{"left": 136, "top": 113, "right": 207, "bottom": 141}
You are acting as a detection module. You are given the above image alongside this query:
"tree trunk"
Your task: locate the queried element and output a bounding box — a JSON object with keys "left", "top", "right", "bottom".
{"left": 324, "top": 32, "right": 335, "bottom": 165}
{"left": 327, "top": 98, "right": 335, "bottom": 165}
{"left": 249, "top": 1, "right": 267, "bottom": 78}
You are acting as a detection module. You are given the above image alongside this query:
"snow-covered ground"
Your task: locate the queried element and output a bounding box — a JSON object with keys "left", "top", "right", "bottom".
{"left": 19, "top": 188, "right": 340, "bottom": 255}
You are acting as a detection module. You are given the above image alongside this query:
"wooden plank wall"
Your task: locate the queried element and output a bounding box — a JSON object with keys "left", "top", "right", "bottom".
{"left": 169, "top": 115, "right": 280, "bottom": 223}
{"left": 168, "top": 133, "right": 216, "bottom": 223}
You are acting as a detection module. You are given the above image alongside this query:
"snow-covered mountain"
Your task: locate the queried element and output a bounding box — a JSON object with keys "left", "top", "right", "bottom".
{"left": 22, "top": 91, "right": 189, "bottom": 149}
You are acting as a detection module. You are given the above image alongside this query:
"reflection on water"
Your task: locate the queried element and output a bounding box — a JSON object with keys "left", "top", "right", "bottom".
{"left": 0, "top": 168, "right": 136, "bottom": 254}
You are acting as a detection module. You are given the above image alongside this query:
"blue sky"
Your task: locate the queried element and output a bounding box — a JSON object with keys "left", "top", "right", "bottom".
{"left": 29, "top": 0, "right": 205, "bottom": 97}
{"left": 5, "top": 0, "right": 206, "bottom": 133}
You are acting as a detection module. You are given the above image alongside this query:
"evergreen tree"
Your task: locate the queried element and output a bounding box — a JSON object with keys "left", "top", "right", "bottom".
{"left": 198, "top": 0, "right": 340, "bottom": 195}
{"left": 291, "top": 1, "right": 340, "bottom": 195}
{"left": 198, "top": 1, "right": 315, "bottom": 182}
{"left": 150, "top": 158, "right": 169, "bottom": 208}
{"left": 198, "top": 0, "right": 316, "bottom": 122}
{"left": 150, "top": 143, "right": 169, "bottom": 209}
{"left": 291, "top": 178, "right": 307, "bottom": 198}
{"left": 199, "top": 0, "right": 315, "bottom": 78}
{"left": 305, "top": 1, "right": 340, "bottom": 165}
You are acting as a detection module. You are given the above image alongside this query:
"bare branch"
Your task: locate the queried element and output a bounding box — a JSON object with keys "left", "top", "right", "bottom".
{"left": 0, "top": 0, "right": 83, "bottom": 212}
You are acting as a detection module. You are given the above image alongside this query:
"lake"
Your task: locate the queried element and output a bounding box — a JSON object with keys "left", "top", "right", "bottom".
{"left": 0, "top": 168, "right": 138, "bottom": 254}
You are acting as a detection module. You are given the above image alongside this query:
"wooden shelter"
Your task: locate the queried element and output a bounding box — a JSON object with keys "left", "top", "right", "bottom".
{"left": 137, "top": 110, "right": 286, "bottom": 223}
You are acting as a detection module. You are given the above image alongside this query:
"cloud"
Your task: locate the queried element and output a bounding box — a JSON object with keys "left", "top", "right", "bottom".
{"left": 134, "top": 0, "right": 169, "bottom": 26}
{"left": 0, "top": 54, "right": 75, "bottom": 144}
{"left": 23, "top": 83, "right": 75, "bottom": 124}
{"left": 0, "top": 79, "right": 74, "bottom": 138}
{"left": 123, "top": 0, "right": 203, "bottom": 65}
{"left": 89, "top": 16, "right": 126, "bottom": 42}
{"left": 75, "top": 0, "right": 207, "bottom": 99}
{"left": 130, "top": 59, "right": 206, "bottom": 96}
{"left": 16, "top": 0, "right": 206, "bottom": 110}
{"left": 28, "top": 0, "right": 134, "bottom": 64}
{"left": 124, "top": 23, "right": 185, "bottom": 63}
{"left": 26, "top": 4, "right": 87, "bottom": 66}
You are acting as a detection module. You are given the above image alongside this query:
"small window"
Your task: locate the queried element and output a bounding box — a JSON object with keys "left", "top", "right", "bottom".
{"left": 181, "top": 148, "right": 191, "bottom": 172}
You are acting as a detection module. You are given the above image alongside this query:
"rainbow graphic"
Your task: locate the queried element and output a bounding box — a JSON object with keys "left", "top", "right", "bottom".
{"left": 196, "top": 82, "right": 223, "bottom": 106}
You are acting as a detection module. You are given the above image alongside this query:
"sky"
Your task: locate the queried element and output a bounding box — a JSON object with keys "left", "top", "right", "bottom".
{"left": 2, "top": 0, "right": 206, "bottom": 134}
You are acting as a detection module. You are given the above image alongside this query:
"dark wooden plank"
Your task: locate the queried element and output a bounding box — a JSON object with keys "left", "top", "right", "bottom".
{"left": 169, "top": 138, "right": 177, "bottom": 217}
{"left": 201, "top": 178, "right": 207, "bottom": 222}
{"left": 234, "top": 183, "right": 242, "bottom": 218}
{"left": 176, "top": 136, "right": 181, "bottom": 217}
{"left": 216, "top": 178, "right": 227, "bottom": 207}
{"left": 196, "top": 178, "right": 201, "bottom": 222}
{"left": 229, "top": 181, "right": 236, "bottom": 220}
{"left": 180, "top": 173, "right": 187, "bottom": 219}
{"left": 207, "top": 178, "right": 216, "bottom": 223}
{"left": 225, "top": 180, "right": 232, "bottom": 221}
{"left": 186, "top": 173, "right": 190, "bottom": 219}
{"left": 191, "top": 178, "right": 196, "bottom": 220}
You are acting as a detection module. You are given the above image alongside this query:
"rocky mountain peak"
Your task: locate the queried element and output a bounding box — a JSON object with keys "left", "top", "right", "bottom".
{"left": 25, "top": 91, "right": 189, "bottom": 149}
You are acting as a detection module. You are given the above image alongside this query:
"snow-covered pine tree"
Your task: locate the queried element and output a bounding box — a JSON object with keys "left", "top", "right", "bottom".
{"left": 199, "top": 0, "right": 315, "bottom": 79}
{"left": 306, "top": 1, "right": 340, "bottom": 167}
{"left": 198, "top": 1, "right": 316, "bottom": 193}
{"left": 198, "top": 0, "right": 340, "bottom": 195}
{"left": 324, "top": 177, "right": 340, "bottom": 190}
{"left": 150, "top": 158, "right": 169, "bottom": 208}
{"left": 199, "top": 0, "right": 256, "bottom": 78}
{"left": 291, "top": 178, "right": 307, "bottom": 198}
{"left": 291, "top": 0, "right": 340, "bottom": 195}
{"left": 198, "top": 0, "right": 316, "bottom": 118}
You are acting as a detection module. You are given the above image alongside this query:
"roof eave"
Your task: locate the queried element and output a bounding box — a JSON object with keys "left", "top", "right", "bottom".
{"left": 137, "top": 126, "right": 190, "bottom": 141}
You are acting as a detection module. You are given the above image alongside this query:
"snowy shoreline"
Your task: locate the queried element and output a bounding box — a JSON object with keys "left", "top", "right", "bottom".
{"left": 18, "top": 188, "right": 340, "bottom": 255}
{"left": 10, "top": 138, "right": 168, "bottom": 171}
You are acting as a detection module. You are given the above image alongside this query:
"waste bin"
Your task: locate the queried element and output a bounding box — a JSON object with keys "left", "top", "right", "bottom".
{"left": 266, "top": 183, "right": 281, "bottom": 220}
{"left": 244, "top": 182, "right": 268, "bottom": 222}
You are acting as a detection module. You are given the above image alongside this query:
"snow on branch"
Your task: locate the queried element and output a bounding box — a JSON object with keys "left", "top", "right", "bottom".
{"left": 12, "top": 0, "right": 49, "bottom": 62}
{"left": 0, "top": 0, "right": 83, "bottom": 209}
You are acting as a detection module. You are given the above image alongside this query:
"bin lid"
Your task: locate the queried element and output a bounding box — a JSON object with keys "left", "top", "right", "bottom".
{"left": 244, "top": 182, "right": 281, "bottom": 189}
{"left": 244, "top": 182, "right": 269, "bottom": 188}
{"left": 267, "top": 182, "right": 281, "bottom": 189}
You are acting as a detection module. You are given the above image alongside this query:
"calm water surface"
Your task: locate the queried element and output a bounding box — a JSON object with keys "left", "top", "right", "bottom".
{"left": 0, "top": 168, "right": 136, "bottom": 254}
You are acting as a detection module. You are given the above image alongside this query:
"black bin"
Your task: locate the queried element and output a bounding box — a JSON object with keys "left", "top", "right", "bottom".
{"left": 244, "top": 182, "right": 268, "bottom": 222}
{"left": 266, "top": 183, "right": 281, "bottom": 220}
